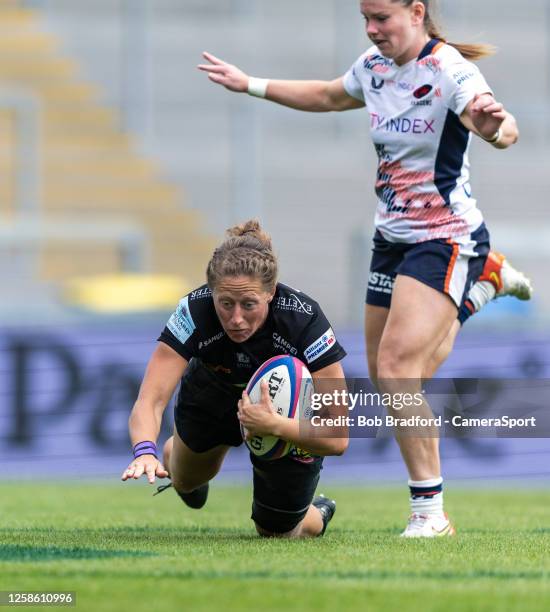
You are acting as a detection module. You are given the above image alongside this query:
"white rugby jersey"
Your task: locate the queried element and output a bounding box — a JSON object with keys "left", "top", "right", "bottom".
{"left": 343, "top": 39, "right": 491, "bottom": 243}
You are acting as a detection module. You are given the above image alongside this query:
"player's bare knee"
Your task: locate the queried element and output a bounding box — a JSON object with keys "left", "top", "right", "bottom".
{"left": 377, "top": 350, "right": 408, "bottom": 380}
{"left": 378, "top": 335, "right": 423, "bottom": 378}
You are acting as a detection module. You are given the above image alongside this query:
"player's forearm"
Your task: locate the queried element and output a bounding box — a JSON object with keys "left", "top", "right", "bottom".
{"left": 128, "top": 400, "right": 165, "bottom": 446}
{"left": 263, "top": 79, "right": 339, "bottom": 112}
{"left": 272, "top": 415, "right": 348, "bottom": 456}
{"left": 128, "top": 344, "right": 186, "bottom": 447}
{"left": 199, "top": 53, "right": 361, "bottom": 111}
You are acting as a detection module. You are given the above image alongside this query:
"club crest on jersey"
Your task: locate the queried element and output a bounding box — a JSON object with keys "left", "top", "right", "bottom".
{"left": 236, "top": 352, "right": 251, "bottom": 367}
{"left": 413, "top": 84, "right": 433, "bottom": 99}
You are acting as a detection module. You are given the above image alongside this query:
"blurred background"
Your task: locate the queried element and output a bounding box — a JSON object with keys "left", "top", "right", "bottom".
{"left": 1, "top": 0, "right": 549, "bottom": 484}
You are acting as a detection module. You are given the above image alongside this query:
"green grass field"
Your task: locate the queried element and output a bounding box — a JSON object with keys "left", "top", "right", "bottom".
{"left": 1, "top": 483, "right": 549, "bottom": 611}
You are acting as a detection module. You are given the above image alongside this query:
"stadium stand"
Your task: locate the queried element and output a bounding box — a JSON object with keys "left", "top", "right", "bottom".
{"left": 2, "top": 0, "right": 548, "bottom": 324}
{"left": 0, "top": 0, "right": 215, "bottom": 313}
{"left": 21, "top": 0, "right": 547, "bottom": 326}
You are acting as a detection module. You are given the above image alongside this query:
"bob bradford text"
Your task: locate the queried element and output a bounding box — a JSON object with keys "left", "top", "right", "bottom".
{"left": 310, "top": 415, "right": 537, "bottom": 429}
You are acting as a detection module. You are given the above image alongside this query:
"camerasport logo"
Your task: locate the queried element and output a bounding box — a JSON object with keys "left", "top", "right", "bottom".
{"left": 304, "top": 328, "right": 336, "bottom": 364}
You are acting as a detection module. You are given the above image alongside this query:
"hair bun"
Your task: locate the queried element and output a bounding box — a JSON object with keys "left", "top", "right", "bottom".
{"left": 226, "top": 219, "right": 273, "bottom": 250}
{"left": 206, "top": 219, "right": 278, "bottom": 292}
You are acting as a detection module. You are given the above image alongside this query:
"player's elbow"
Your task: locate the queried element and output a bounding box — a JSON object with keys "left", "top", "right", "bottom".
{"left": 321, "top": 92, "right": 348, "bottom": 113}
{"left": 322, "top": 79, "right": 363, "bottom": 112}
{"left": 314, "top": 89, "right": 338, "bottom": 112}
{"left": 318, "top": 82, "right": 345, "bottom": 113}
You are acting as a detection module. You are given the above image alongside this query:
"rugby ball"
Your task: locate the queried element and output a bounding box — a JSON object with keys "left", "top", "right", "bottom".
{"left": 241, "top": 355, "right": 314, "bottom": 460}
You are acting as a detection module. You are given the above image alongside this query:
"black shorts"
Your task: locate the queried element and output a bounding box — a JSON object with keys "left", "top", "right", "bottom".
{"left": 366, "top": 223, "right": 490, "bottom": 325}
{"left": 174, "top": 358, "right": 243, "bottom": 452}
{"left": 250, "top": 452, "right": 323, "bottom": 534}
{"left": 174, "top": 358, "right": 323, "bottom": 534}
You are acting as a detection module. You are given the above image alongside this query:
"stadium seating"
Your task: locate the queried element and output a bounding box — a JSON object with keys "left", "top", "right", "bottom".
{"left": 2, "top": 0, "right": 546, "bottom": 323}
{"left": 0, "top": 1, "right": 215, "bottom": 311}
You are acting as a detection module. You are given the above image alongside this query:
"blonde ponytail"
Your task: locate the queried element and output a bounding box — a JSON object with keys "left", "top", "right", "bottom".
{"left": 400, "top": 0, "right": 496, "bottom": 61}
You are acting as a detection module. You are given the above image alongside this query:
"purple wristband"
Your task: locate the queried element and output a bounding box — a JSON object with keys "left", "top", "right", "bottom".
{"left": 133, "top": 440, "right": 158, "bottom": 459}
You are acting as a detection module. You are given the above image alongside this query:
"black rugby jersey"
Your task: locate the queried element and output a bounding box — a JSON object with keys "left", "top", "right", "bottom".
{"left": 158, "top": 283, "right": 346, "bottom": 385}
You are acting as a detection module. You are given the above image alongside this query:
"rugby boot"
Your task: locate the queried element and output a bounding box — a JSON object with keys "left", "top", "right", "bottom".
{"left": 479, "top": 251, "right": 532, "bottom": 300}
{"left": 312, "top": 494, "right": 336, "bottom": 536}
{"left": 400, "top": 512, "right": 456, "bottom": 538}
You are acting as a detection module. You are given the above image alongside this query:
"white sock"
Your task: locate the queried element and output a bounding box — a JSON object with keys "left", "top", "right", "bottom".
{"left": 467, "top": 280, "right": 496, "bottom": 312}
{"left": 409, "top": 477, "right": 445, "bottom": 516}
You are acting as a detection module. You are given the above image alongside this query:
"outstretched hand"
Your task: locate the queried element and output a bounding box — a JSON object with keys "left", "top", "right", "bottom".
{"left": 470, "top": 93, "right": 506, "bottom": 139}
{"left": 121, "top": 455, "right": 169, "bottom": 484}
{"left": 198, "top": 51, "right": 249, "bottom": 92}
{"left": 237, "top": 381, "right": 279, "bottom": 438}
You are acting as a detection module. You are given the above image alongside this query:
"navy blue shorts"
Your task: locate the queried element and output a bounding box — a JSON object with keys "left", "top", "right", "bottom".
{"left": 366, "top": 223, "right": 490, "bottom": 325}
